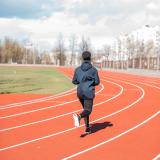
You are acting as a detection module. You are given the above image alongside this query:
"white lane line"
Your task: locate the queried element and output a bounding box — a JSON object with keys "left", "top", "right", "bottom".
{"left": 0, "top": 100, "right": 77, "bottom": 119}
{"left": 0, "top": 78, "right": 143, "bottom": 151}
{"left": 97, "top": 94, "right": 117, "bottom": 97}
{"left": 153, "top": 154, "right": 160, "bottom": 160}
{"left": 0, "top": 83, "right": 106, "bottom": 132}
{"left": 63, "top": 110, "right": 160, "bottom": 160}
{"left": 43, "top": 100, "right": 69, "bottom": 103}
{"left": 123, "top": 89, "right": 140, "bottom": 91}
{"left": 0, "top": 88, "right": 76, "bottom": 110}
{"left": 106, "top": 76, "right": 160, "bottom": 91}
{"left": 0, "top": 83, "right": 104, "bottom": 119}
{"left": 147, "top": 81, "right": 160, "bottom": 86}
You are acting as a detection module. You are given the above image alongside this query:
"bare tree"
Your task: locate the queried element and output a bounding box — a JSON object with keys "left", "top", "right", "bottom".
{"left": 0, "top": 38, "right": 24, "bottom": 63}
{"left": 145, "top": 40, "right": 154, "bottom": 56}
{"left": 41, "top": 52, "right": 52, "bottom": 64}
{"left": 136, "top": 40, "right": 145, "bottom": 69}
{"left": 156, "top": 30, "right": 160, "bottom": 70}
{"left": 54, "top": 33, "right": 66, "bottom": 66}
{"left": 0, "top": 40, "right": 2, "bottom": 63}
{"left": 69, "top": 34, "right": 77, "bottom": 66}
{"left": 126, "top": 36, "right": 136, "bottom": 68}
{"left": 3, "top": 38, "right": 13, "bottom": 63}
{"left": 103, "top": 44, "right": 111, "bottom": 60}
{"left": 144, "top": 40, "right": 154, "bottom": 69}
{"left": 79, "top": 35, "right": 91, "bottom": 53}
{"left": 0, "top": 37, "right": 46, "bottom": 64}
{"left": 78, "top": 36, "right": 92, "bottom": 64}
{"left": 126, "top": 36, "right": 135, "bottom": 59}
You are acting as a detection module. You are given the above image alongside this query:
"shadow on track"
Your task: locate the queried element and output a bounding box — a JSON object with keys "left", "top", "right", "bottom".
{"left": 80, "top": 121, "right": 113, "bottom": 138}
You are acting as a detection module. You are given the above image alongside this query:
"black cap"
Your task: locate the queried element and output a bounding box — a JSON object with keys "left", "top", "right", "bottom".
{"left": 82, "top": 51, "right": 91, "bottom": 61}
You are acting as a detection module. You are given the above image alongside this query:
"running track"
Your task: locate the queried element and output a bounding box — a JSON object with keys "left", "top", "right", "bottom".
{"left": 0, "top": 67, "right": 159, "bottom": 160}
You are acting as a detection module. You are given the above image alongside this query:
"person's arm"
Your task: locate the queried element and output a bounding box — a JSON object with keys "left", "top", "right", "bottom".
{"left": 93, "top": 69, "right": 100, "bottom": 86}
{"left": 72, "top": 69, "right": 79, "bottom": 85}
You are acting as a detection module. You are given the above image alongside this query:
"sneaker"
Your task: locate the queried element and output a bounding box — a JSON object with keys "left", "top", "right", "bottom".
{"left": 73, "top": 114, "right": 80, "bottom": 127}
{"left": 85, "top": 127, "right": 91, "bottom": 134}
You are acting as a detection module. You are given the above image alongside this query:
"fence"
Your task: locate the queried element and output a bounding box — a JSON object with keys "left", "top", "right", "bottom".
{"left": 94, "top": 57, "right": 160, "bottom": 70}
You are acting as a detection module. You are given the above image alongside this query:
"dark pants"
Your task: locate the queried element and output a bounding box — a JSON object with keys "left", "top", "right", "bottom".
{"left": 79, "top": 99, "right": 93, "bottom": 128}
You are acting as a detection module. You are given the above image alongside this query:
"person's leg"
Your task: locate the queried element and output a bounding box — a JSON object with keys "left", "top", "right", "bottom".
{"left": 84, "top": 116, "right": 89, "bottom": 128}
{"left": 73, "top": 99, "right": 93, "bottom": 129}
{"left": 80, "top": 99, "right": 93, "bottom": 133}
{"left": 79, "top": 98, "right": 84, "bottom": 108}
{"left": 79, "top": 99, "right": 89, "bottom": 126}
{"left": 80, "top": 99, "right": 93, "bottom": 118}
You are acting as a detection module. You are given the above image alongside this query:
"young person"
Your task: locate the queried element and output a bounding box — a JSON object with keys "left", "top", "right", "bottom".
{"left": 72, "top": 51, "right": 100, "bottom": 134}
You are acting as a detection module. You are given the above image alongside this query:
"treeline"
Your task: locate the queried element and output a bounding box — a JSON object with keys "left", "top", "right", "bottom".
{"left": 0, "top": 38, "right": 25, "bottom": 64}
{"left": 0, "top": 34, "right": 92, "bottom": 66}
{"left": 1, "top": 27, "right": 160, "bottom": 70}
{"left": 0, "top": 38, "right": 53, "bottom": 64}
{"left": 53, "top": 34, "right": 92, "bottom": 66}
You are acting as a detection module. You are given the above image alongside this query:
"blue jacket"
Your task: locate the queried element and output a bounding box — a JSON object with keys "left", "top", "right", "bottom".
{"left": 72, "top": 60, "right": 100, "bottom": 99}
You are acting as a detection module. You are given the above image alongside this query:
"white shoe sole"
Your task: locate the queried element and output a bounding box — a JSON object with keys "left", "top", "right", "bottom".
{"left": 73, "top": 114, "right": 80, "bottom": 127}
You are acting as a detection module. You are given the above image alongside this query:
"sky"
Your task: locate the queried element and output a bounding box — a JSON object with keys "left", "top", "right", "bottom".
{"left": 0, "top": 0, "right": 160, "bottom": 51}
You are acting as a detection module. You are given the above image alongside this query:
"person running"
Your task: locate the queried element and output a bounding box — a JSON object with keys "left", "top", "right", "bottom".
{"left": 72, "top": 51, "right": 100, "bottom": 134}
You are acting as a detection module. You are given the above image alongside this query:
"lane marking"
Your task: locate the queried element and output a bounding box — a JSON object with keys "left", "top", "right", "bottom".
{"left": 97, "top": 93, "right": 118, "bottom": 97}
{"left": 123, "top": 89, "right": 140, "bottom": 91}
{"left": 106, "top": 76, "right": 160, "bottom": 91}
{"left": 148, "top": 81, "right": 160, "bottom": 85}
{"left": 43, "top": 100, "right": 70, "bottom": 103}
{"left": 0, "top": 83, "right": 107, "bottom": 132}
{"left": 63, "top": 111, "right": 160, "bottom": 160}
{"left": 0, "top": 88, "right": 76, "bottom": 110}
{"left": 0, "top": 78, "right": 144, "bottom": 151}
{"left": 0, "top": 83, "right": 104, "bottom": 119}
{"left": 153, "top": 154, "right": 160, "bottom": 160}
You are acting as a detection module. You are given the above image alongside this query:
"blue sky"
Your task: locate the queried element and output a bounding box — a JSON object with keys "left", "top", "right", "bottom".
{"left": 0, "top": 0, "right": 63, "bottom": 18}
{"left": 0, "top": 0, "right": 160, "bottom": 50}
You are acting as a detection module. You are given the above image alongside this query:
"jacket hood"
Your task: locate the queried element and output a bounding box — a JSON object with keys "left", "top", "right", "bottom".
{"left": 81, "top": 60, "right": 92, "bottom": 72}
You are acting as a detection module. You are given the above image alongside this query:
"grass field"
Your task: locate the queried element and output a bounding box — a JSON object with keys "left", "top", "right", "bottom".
{"left": 0, "top": 66, "right": 74, "bottom": 94}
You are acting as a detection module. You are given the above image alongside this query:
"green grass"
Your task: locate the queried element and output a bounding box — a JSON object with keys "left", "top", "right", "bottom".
{"left": 0, "top": 66, "right": 74, "bottom": 94}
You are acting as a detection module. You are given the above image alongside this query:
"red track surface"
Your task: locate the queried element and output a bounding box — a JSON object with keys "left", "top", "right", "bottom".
{"left": 0, "top": 68, "right": 160, "bottom": 160}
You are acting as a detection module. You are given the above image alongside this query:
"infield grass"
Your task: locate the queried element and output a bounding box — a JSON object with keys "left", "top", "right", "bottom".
{"left": 0, "top": 66, "right": 74, "bottom": 94}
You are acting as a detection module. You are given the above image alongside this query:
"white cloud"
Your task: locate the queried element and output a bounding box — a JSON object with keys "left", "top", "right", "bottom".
{"left": 146, "top": 2, "right": 159, "bottom": 10}
{"left": 0, "top": 18, "right": 29, "bottom": 40}
{"left": 0, "top": 0, "right": 160, "bottom": 51}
